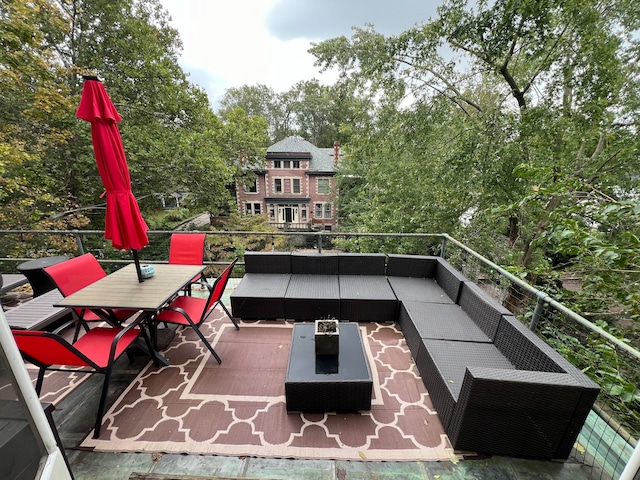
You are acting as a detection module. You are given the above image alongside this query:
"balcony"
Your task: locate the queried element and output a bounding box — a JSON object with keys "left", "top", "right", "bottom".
{"left": 0, "top": 229, "right": 637, "bottom": 480}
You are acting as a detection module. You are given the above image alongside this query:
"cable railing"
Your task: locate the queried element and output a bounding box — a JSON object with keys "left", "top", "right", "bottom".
{"left": 0, "top": 228, "right": 638, "bottom": 479}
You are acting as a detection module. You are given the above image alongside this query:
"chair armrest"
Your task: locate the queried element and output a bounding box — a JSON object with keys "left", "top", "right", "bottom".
{"left": 448, "top": 366, "right": 589, "bottom": 458}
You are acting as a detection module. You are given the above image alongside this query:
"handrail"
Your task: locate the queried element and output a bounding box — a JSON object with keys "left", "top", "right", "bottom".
{"left": 442, "top": 234, "right": 640, "bottom": 362}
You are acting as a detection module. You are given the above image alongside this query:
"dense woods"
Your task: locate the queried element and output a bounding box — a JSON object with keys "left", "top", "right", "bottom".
{"left": 1, "top": 0, "right": 639, "bottom": 323}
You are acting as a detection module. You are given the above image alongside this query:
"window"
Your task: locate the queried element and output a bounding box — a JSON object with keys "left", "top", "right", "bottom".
{"left": 274, "top": 178, "right": 282, "bottom": 193}
{"left": 317, "top": 178, "right": 330, "bottom": 194}
{"left": 245, "top": 203, "right": 262, "bottom": 215}
{"left": 293, "top": 161, "right": 300, "bottom": 168}
{"left": 301, "top": 206, "right": 307, "bottom": 220}
{"left": 273, "top": 160, "right": 281, "bottom": 168}
{"left": 283, "top": 161, "right": 290, "bottom": 168}
{"left": 246, "top": 179, "right": 257, "bottom": 193}
{"left": 292, "top": 178, "right": 301, "bottom": 194}
{"left": 314, "top": 203, "right": 332, "bottom": 219}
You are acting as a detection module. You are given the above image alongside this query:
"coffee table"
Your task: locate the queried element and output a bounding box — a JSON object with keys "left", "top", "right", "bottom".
{"left": 285, "top": 322, "right": 373, "bottom": 413}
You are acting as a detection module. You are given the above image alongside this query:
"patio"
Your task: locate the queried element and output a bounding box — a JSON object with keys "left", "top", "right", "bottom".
{"left": 41, "top": 283, "right": 596, "bottom": 480}
{"left": 1, "top": 230, "right": 637, "bottom": 479}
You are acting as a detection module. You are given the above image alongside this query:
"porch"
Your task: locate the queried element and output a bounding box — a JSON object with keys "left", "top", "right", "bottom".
{"left": 0, "top": 230, "right": 637, "bottom": 479}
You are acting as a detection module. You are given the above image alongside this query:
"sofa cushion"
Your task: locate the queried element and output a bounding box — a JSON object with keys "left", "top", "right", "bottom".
{"left": 388, "top": 276, "right": 453, "bottom": 303}
{"left": 291, "top": 253, "right": 339, "bottom": 275}
{"left": 244, "top": 252, "right": 291, "bottom": 274}
{"left": 495, "top": 315, "right": 565, "bottom": 373}
{"left": 338, "top": 275, "right": 397, "bottom": 322}
{"left": 386, "top": 255, "right": 437, "bottom": 278}
{"left": 435, "top": 258, "right": 468, "bottom": 303}
{"left": 230, "top": 273, "right": 290, "bottom": 319}
{"left": 458, "top": 282, "right": 512, "bottom": 341}
{"left": 285, "top": 274, "right": 340, "bottom": 320}
{"left": 338, "top": 253, "right": 386, "bottom": 275}
{"left": 402, "top": 301, "right": 492, "bottom": 347}
{"left": 415, "top": 339, "right": 515, "bottom": 428}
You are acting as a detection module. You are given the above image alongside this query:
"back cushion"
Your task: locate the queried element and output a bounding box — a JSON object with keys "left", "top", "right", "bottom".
{"left": 244, "top": 252, "right": 291, "bottom": 274}
{"left": 338, "top": 254, "right": 386, "bottom": 275}
{"left": 458, "top": 282, "right": 510, "bottom": 340}
{"left": 291, "top": 253, "right": 339, "bottom": 275}
{"left": 495, "top": 315, "right": 565, "bottom": 373}
{"left": 435, "top": 258, "right": 467, "bottom": 302}
{"left": 386, "top": 255, "right": 437, "bottom": 278}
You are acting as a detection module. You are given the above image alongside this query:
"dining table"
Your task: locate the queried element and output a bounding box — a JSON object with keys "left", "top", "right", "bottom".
{"left": 54, "top": 263, "right": 205, "bottom": 365}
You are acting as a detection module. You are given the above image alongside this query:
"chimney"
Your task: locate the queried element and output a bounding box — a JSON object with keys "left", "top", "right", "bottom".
{"left": 333, "top": 141, "right": 340, "bottom": 167}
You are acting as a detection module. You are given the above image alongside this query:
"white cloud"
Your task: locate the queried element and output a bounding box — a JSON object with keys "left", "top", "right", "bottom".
{"left": 159, "top": 0, "right": 436, "bottom": 107}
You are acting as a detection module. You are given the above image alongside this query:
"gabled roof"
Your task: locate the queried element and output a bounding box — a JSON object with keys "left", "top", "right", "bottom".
{"left": 266, "top": 136, "right": 335, "bottom": 173}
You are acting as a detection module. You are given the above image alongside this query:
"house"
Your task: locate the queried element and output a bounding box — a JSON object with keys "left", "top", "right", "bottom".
{"left": 237, "top": 136, "right": 340, "bottom": 231}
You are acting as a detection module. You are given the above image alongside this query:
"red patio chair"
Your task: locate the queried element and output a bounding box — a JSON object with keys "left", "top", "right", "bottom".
{"left": 44, "top": 253, "right": 138, "bottom": 340}
{"left": 168, "top": 232, "right": 208, "bottom": 295}
{"left": 12, "top": 317, "right": 156, "bottom": 438}
{"left": 155, "top": 258, "right": 238, "bottom": 364}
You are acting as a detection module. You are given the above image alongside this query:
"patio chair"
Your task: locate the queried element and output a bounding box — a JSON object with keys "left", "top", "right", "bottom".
{"left": 169, "top": 233, "right": 208, "bottom": 295}
{"left": 12, "top": 316, "right": 156, "bottom": 438}
{"left": 155, "top": 258, "right": 238, "bottom": 364}
{"left": 44, "top": 254, "right": 138, "bottom": 340}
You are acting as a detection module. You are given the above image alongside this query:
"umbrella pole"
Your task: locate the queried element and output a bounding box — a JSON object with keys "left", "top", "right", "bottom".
{"left": 132, "top": 249, "right": 144, "bottom": 283}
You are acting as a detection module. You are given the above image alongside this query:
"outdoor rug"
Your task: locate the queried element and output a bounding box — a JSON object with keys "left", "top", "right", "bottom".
{"left": 0, "top": 365, "right": 92, "bottom": 406}
{"left": 81, "top": 308, "right": 457, "bottom": 462}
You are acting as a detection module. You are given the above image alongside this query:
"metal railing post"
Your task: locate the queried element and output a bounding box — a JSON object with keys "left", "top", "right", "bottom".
{"left": 440, "top": 235, "right": 447, "bottom": 258}
{"left": 317, "top": 232, "right": 323, "bottom": 253}
{"left": 530, "top": 292, "right": 548, "bottom": 331}
{"left": 73, "top": 230, "right": 85, "bottom": 255}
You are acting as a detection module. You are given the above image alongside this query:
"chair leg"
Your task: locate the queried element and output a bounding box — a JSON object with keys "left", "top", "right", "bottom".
{"left": 93, "top": 371, "right": 111, "bottom": 438}
{"left": 139, "top": 324, "right": 161, "bottom": 367}
{"left": 191, "top": 324, "right": 222, "bottom": 364}
{"left": 35, "top": 368, "right": 46, "bottom": 395}
{"left": 219, "top": 302, "right": 239, "bottom": 330}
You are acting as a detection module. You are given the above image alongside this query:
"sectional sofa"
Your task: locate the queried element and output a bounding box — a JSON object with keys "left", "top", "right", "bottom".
{"left": 230, "top": 251, "right": 600, "bottom": 459}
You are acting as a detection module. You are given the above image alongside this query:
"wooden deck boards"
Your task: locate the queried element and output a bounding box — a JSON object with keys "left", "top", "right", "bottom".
{"left": 4, "top": 290, "right": 71, "bottom": 330}
{"left": 0, "top": 274, "right": 28, "bottom": 296}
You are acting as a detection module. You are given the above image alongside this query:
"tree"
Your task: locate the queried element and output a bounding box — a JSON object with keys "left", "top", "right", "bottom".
{"left": 1, "top": 0, "right": 267, "bottom": 232}
{"left": 0, "top": 0, "right": 77, "bottom": 234}
{"left": 311, "top": 0, "right": 640, "bottom": 316}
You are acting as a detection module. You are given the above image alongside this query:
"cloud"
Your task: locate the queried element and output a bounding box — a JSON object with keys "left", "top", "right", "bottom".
{"left": 265, "top": 0, "right": 438, "bottom": 40}
{"left": 160, "top": 0, "right": 438, "bottom": 108}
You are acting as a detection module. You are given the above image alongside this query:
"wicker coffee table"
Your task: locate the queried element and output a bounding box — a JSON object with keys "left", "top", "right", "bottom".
{"left": 285, "top": 322, "right": 373, "bottom": 413}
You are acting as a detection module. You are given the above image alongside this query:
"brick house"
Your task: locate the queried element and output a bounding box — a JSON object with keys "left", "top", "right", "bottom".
{"left": 237, "top": 136, "right": 340, "bottom": 231}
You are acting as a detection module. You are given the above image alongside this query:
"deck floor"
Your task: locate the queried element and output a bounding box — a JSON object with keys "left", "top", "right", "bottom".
{"left": 11, "top": 279, "right": 598, "bottom": 479}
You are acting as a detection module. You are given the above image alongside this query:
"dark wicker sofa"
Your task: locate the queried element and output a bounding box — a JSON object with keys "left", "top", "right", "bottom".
{"left": 230, "top": 252, "right": 600, "bottom": 459}
{"left": 231, "top": 252, "right": 397, "bottom": 321}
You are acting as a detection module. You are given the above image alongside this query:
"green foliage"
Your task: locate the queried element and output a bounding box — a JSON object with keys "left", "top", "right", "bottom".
{"left": 1, "top": 0, "right": 266, "bottom": 230}
{"left": 541, "top": 317, "right": 640, "bottom": 436}
{"left": 311, "top": 0, "right": 640, "bottom": 322}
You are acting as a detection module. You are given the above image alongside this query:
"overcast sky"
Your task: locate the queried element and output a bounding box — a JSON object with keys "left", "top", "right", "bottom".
{"left": 159, "top": 0, "right": 438, "bottom": 108}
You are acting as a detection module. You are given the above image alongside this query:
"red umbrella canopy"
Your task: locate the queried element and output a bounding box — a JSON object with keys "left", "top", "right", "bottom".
{"left": 76, "top": 79, "right": 149, "bottom": 251}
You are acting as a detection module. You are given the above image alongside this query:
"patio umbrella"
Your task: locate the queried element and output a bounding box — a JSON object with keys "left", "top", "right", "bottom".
{"left": 76, "top": 76, "right": 149, "bottom": 282}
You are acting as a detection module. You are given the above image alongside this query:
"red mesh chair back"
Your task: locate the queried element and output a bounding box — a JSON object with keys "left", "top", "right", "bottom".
{"left": 44, "top": 254, "right": 137, "bottom": 337}
{"left": 44, "top": 253, "right": 106, "bottom": 297}
{"left": 206, "top": 258, "right": 237, "bottom": 313}
{"left": 155, "top": 258, "right": 238, "bottom": 365}
{"left": 169, "top": 233, "right": 206, "bottom": 266}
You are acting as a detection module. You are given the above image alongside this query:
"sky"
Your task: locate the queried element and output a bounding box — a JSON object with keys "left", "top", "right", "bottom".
{"left": 159, "top": 0, "right": 439, "bottom": 108}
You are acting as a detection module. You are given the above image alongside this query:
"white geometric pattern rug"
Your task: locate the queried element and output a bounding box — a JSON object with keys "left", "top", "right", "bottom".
{"left": 82, "top": 309, "right": 457, "bottom": 462}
